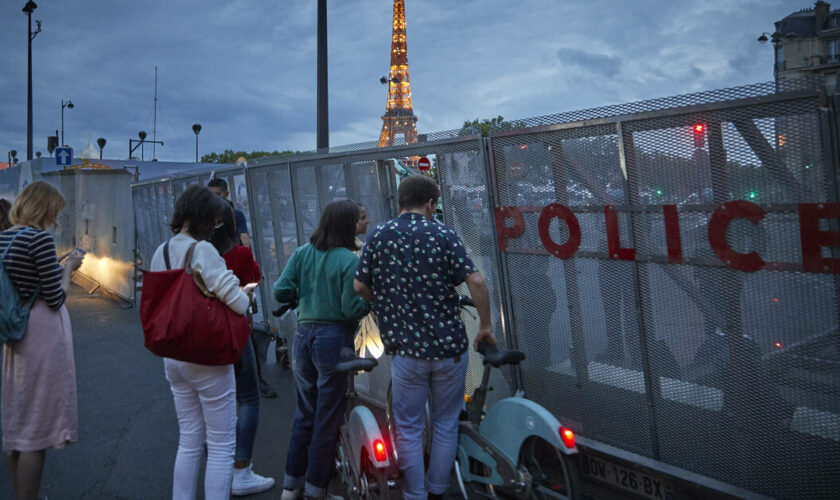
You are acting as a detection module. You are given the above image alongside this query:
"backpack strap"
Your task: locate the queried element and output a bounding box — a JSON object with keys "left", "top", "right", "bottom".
{"left": 163, "top": 240, "right": 172, "bottom": 270}
{"left": 1, "top": 228, "right": 32, "bottom": 261}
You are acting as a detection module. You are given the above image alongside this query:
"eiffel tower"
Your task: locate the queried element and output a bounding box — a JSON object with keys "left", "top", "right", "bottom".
{"left": 378, "top": 0, "right": 418, "bottom": 148}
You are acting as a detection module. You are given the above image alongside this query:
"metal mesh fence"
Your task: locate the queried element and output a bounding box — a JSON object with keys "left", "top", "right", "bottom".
{"left": 247, "top": 136, "right": 503, "bottom": 406}
{"left": 124, "top": 81, "right": 840, "bottom": 497}
{"left": 488, "top": 87, "right": 840, "bottom": 498}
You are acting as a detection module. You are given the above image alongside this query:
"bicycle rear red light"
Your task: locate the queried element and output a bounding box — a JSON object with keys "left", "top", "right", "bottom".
{"left": 559, "top": 426, "right": 575, "bottom": 449}
{"left": 374, "top": 439, "right": 387, "bottom": 461}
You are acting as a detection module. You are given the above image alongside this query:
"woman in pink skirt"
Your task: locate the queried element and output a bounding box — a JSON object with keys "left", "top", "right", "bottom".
{"left": 1, "top": 181, "right": 83, "bottom": 500}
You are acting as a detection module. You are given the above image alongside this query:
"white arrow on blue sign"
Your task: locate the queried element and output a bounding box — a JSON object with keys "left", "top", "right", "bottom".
{"left": 55, "top": 147, "right": 73, "bottom": 166}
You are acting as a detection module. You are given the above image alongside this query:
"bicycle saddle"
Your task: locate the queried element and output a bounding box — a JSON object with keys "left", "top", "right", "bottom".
{"left": 477, "top": 341, "right": 525, "bottom": 367}
{"left": 336, "top": 346, "right": 378, "bottom": 373}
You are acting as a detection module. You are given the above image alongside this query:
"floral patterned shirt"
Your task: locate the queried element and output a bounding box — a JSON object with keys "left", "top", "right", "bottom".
{"left": 355, "top": 212, "right": 477, "bottom": 359}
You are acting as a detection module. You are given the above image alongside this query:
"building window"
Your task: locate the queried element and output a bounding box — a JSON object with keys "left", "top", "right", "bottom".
{"left": 832, "top": 15, "right": 840, "bottom": 27}
{"left": 826, "top": 73, "right": 838, "bottom": 93}
{"left": 829, "top": 39, "right": 840, "bottom": 62}
{"left": 776, "top": 46, "right": 785, "bottom": 69}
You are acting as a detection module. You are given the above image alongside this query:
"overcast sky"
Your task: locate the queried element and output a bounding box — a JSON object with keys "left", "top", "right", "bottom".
{"left": 0, "top": 0, "right": 801, "bottom": 163}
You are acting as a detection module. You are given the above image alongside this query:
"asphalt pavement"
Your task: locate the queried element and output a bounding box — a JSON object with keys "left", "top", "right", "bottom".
{"left": 0, "top": 287, "right": 298, "bottom": 499}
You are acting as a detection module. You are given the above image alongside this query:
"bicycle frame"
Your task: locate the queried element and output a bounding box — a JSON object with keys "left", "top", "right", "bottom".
{"left": 456, "top": 363, "right": 578, "bottom": 491}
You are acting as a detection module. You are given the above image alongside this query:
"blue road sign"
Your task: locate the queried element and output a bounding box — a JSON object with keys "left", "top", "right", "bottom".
{"left": 55, "top": 147, "right": 73, "bottom": 166}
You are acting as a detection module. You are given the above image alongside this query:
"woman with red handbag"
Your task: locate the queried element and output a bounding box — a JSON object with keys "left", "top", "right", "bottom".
{"left": 209, "top": 202, "right": 275, "bottom": 496}
{"left": 148, "top": 185, "right": 252, "bottom": 500}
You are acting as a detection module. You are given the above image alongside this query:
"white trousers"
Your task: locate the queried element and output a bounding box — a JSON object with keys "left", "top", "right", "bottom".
{"left": 164, "top": 358, "right": 236, "bottom": 500}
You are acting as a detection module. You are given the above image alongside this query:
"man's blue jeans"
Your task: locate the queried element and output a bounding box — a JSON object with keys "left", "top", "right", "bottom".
{"left": 391, "top": 353, "right": 469, "bottom": 500}
{"left": 283, "top": 322, "right": 352, "bottom": 498}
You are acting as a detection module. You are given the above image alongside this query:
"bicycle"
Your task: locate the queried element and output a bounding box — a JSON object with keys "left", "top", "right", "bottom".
{"left": 383, "top": 297, "right": 579, "bottom": 499}
{"left": 334, "top": 347, "right": 401, "bottom": 499}
{"left": 271, "top": 302, "right": 399, "bottom": 498}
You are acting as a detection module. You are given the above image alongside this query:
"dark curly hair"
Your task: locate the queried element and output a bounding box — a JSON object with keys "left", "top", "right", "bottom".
{"left": 398, "top": 175, "right": 439, "bottom": 210}
{"left": 310, "top": 199, "right": 360, "bottom": 252}
{"left": 0, "top": 198, "right": 11, "bottom": 232}
{"left": 170, "top": 185, "right": 228, "bottom": 241}
{"left": 209, "top": 201, "right": 237, "bottom": 256}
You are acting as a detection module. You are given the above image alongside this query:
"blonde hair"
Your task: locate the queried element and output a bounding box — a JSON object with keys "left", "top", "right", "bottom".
{"left": 10, "top": 181, "right": 66, "bottom": 230}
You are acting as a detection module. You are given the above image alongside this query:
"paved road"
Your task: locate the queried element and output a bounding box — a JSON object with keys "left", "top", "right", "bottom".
{"left": 0, "top": 287, "right": 298, "bottom": 499}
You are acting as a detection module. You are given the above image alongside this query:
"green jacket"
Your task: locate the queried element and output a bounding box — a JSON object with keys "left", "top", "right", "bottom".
{"left": 273, "top": 243, "right": 370, "bottom": 327}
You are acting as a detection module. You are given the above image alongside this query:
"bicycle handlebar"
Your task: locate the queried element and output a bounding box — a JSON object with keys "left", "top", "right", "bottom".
{"left": 272, "top": 301, "right": 297, "bottom": 318}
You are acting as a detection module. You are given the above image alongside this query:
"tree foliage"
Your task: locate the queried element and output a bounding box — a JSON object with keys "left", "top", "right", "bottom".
{"left": 201, "top": 149, "right": 300, "bottom": 164}
{"left": 459, "top": 116, "right": 526, "bottom": 137}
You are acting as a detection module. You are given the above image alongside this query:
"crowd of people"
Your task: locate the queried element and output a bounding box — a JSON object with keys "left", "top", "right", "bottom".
{"left": 0, "top": 174, "right": 495, "bottom": 500}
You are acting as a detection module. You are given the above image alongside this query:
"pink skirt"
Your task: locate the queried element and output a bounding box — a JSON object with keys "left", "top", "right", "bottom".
{"left": 2, "top": 300, "right": 78, "bottom": 452}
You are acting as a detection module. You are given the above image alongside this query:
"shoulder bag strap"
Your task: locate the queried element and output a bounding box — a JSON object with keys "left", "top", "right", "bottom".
{"left": 163, "top": 240, "right": 172, "bottom": 270}
{"left": 184, "top": 242, "right": 214, "bottom": 297}
{"left": 183, "top": 242, "right": 198, "bottom": 275}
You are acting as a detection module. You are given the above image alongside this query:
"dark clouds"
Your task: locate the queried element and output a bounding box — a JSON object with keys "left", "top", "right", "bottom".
{"left": 558, "top": 48, "right": 623, "bottom": 77}
{"left": 0, "top": 0, "right": 799, "bottom": 162}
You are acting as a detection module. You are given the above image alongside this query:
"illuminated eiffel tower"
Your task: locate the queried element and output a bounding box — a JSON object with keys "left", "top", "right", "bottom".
{"left": 378, "top": 0, "right": 418, "bottom": 148}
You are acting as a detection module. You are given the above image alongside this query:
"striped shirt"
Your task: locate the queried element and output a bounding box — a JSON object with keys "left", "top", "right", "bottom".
{"left": 0, "top": 227, "right": 65, "bottom": 310}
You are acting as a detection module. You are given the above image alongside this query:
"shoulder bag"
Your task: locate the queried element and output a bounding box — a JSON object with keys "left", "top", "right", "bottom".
{"left": 140, "top": 240, "right": 250, "bottom": 365}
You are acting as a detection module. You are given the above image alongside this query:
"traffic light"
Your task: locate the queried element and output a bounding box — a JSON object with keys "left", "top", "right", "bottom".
{"left": 693, "top": 123, "right": 705, "bottom": 148}
{"left": 47, "top": 136, "right": 58, "bottom": 155}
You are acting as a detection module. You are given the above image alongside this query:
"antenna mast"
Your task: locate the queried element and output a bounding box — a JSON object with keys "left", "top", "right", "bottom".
{"left": 153, "top": 66, "right": 158, "bottom": 160}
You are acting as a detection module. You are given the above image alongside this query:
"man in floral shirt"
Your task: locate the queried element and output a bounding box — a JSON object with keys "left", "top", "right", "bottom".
{"left": 354, "top": 175, "right": 495, "bottom": 500}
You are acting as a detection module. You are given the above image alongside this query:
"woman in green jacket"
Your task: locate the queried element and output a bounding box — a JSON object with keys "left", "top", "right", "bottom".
{"left": 274, "top": 199, "right": 370, "bottom": 500}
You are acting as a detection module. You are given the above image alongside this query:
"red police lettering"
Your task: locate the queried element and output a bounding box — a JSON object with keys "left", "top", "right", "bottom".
{"left": 798, "top": 203, "right": 840, "bottom": 273}
{"left": 663, "top": 204, "right": 683, "bottom": 264}
{"left": 494, "top": 206, "right": 525, "bottom": 252}
{"left": 604, "top": 206, "right": 635, "bottom": 261}
{"left": 707, "top": 201, "right": 766, "bottom": 272}
{"left": 538, "top": 203, "right": 581, "bottom": 259}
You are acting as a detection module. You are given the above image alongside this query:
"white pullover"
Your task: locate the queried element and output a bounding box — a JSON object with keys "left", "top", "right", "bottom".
{"left": 149, "top": 232, "right": 250, "bottom": 315}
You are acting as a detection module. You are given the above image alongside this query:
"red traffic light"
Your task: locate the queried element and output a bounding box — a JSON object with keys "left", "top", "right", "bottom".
{"left": 693, "top": 123, "right": 706, "bottom": 148}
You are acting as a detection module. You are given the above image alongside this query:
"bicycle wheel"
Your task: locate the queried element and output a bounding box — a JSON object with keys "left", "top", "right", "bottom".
{"left": 517, "top": 437, "right": 577, "bottom": 500}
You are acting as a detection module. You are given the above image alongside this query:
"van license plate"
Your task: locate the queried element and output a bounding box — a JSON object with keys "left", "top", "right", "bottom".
{"left": 581, "top": 454, "right": 676, "bottom": 500}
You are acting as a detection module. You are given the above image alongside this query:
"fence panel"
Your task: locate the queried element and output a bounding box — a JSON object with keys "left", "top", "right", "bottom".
{"left": 488, "top": 88, "right": 840, "bottom": 498}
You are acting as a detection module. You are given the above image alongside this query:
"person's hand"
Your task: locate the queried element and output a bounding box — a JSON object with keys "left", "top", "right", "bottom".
{"left": 473, "top": 325, "right": 496, "bottom": 351}
{"left": 64, "top": 251, "right": 84, "bottom": 272}
{"left": 242, "top": 282, "right": 258, "bottom": 297}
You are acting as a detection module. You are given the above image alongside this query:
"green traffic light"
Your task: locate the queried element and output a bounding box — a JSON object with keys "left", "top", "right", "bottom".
{"left": 748, "top": 191, "right": 757, "bottom": 199}
{"left": 656, "top": 189, "right": 663, "bottom": 196}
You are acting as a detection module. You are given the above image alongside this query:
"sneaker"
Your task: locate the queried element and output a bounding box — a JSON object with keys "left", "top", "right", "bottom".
{"left": 260, "top": 380, "right": 278, "bottom": 398}
{"left": 231, "top": 464, "right": 275, "bottom": 496}
{"left": 280, "top": 488, "right": 302, "bottom": 500}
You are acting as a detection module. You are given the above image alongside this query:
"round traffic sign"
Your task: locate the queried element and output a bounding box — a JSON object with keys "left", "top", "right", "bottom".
{"left": 418, "top": 156, "right": 431, "bottom": 172}
{"left": 509, "top": 160, "right": 524, "bottom": 177}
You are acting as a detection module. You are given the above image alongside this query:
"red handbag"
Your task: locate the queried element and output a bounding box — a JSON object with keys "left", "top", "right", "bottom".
{"left": 140, "top": 240, "right": 250, "bottom": 365}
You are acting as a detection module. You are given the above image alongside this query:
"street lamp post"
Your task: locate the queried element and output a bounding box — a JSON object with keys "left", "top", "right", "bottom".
{"left": 192, "top": 123, "right": 201, "bottom": 163}
{"left": 97, "top": 137, "right": 106, "bottom": 159}
{"left": 316, "top": 0, "right": 328, "bottom": 152}
{"left": 61, "top": 99, "right": 74, "bottom": 146}
{"left": 129, "top": 131, "right": 162, "bottom": 161}
{"left": 22, "top": 1, "right": 42, "bottom": 161}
